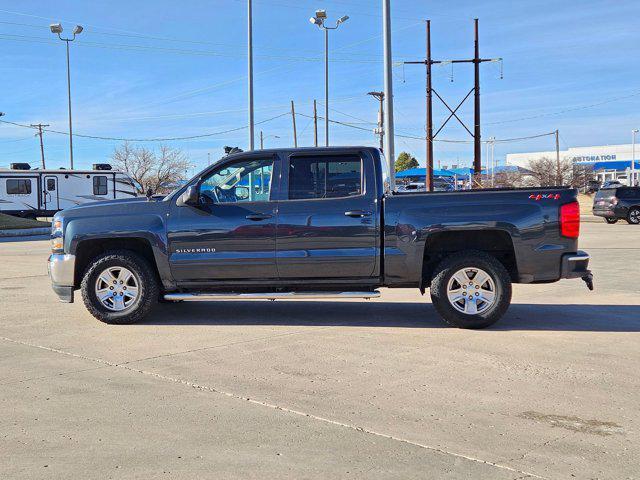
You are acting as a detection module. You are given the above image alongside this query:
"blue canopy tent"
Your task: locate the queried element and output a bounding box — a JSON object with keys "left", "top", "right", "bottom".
{"left": 396, "top": 167, "right": 486, "bottom": 179}
{"left": 396, "top": 168, "right": 454, "bottom": 178}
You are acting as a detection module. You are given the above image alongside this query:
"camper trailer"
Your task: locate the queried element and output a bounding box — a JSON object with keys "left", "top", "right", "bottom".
{"left": 0, "top": 163, "right": 137, "bottom": 218}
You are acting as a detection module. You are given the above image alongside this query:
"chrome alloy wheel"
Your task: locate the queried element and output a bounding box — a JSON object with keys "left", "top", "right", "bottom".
{"left": 95, "top": 266, "right": 139, "bottom": 311}
{"left": 630, "top": 208, "right": 640, "bottom": 224}
{"left": 446, "top": 267, "right": 496, "bottom": 315}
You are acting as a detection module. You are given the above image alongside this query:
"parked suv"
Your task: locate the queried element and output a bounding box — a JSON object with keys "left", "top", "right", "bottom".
{"left": 592, "top": 186, "right": 640, "bottom": 224}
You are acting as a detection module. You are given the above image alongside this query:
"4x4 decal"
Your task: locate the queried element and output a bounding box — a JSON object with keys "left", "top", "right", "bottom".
{"left": 529, "top": 193, "right": 561, "bottom": 201}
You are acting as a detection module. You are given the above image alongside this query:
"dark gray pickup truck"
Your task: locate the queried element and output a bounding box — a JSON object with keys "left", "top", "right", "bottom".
{"left": 48, "top": 146, "right": 592, "bottom": 329}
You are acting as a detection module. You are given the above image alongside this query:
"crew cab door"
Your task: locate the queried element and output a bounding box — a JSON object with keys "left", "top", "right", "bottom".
{"left": 275, "top": 151, "right": 379, "bottom": 279}
{"left": 167, "top": 155, "right": 278, "bottom": 283}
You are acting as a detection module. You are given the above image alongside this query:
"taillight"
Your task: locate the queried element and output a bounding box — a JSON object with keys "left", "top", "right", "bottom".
{"left": 560, "top": 201, "right": 580, "bottom": 238}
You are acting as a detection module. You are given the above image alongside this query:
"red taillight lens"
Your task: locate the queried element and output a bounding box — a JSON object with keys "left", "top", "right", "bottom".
{"left": 560, "top": 201, "right": 580, "bottom": 238}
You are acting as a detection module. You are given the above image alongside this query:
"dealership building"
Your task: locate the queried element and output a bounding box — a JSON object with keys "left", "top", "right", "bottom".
{"left": 506, "top": 144, "right": 639, "bottom": 185}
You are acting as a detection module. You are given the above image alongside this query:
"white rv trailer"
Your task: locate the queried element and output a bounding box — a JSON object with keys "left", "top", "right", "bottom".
{"left": 0, "top": 163, "right": 137, "bottom": 218}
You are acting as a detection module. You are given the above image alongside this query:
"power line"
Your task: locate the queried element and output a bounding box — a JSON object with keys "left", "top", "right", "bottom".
{"left": 486, "top": 89, "right": 640, "bottom": 125}
{"left": 0, "top": 19, "right": 409, "bottom": 61}
{"left": 295, "top": 113, "right": 557, "bottom": 145}
{"left": 0, "top": 32, "right": 384, "bottom": 63}
{"left": 0, "top": 112, "right": 289, "bottom": 142}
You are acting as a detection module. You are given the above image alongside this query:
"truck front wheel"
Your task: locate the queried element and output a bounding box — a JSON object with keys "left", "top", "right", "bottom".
{"left": 80, "top": 250, "right": 159, "bottom": 324}
{"left": 430, "top": 251, "right": 512, "bottom": 329}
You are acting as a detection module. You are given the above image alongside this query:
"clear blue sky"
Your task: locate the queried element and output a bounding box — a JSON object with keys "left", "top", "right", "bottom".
{"left": 1, "top": 0, "right": 639, "bottom": 173}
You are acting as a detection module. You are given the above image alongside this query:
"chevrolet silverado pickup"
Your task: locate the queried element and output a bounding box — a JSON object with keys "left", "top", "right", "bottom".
{"left": 48, "top": 147, "right": 592, "bottom": 329}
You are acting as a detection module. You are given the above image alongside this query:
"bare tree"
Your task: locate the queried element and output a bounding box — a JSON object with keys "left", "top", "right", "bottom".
{"left": 527, "top": 156, "right": 572, "bottom": 186}
{"left": 527, "top": 156, "right": 595, "bottom": 189}
{"left": 112, "top": 143, "right": 191, "bottom": 195}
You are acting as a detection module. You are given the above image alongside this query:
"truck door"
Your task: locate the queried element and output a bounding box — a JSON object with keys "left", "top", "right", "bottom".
{"left": 275, "top": 151, "right": 379, "bottom": 279}
{"left": 43, "top": 176, "right": 59, "bottom": 211}
{"left": 167, "top": 155, "right": 278, "bottom": 283}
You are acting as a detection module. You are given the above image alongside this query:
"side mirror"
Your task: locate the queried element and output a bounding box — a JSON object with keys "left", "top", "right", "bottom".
{"left": 176, "top": 185, "right": 199, "bottom": 207}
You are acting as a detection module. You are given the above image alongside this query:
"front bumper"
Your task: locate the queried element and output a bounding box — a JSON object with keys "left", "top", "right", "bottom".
{"left": 48, "top": 254, "right": 76, "bottom": 303}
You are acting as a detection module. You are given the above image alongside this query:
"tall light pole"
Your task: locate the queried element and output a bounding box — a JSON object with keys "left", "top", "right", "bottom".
{"left": 248, "top": 0, "right": 255, "bottom": 150}
{"left": 50, "top": 23, "right": 82, "bottom": 170}
{"left": 259, "top": 131, "right": 280, "bottom": 149}
{"left": 310, "top": 10, "right": 349, "bottom": 147}
{"left": 632, "top": 129, "right": 638, "bottom": 186}
{"left": 383, "top": 0, "right": 395, "bottom": 189}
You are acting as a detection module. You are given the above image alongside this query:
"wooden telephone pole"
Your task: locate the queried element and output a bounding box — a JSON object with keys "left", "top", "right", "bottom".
{"left": 291, "top": 100, "right": 298, "bottom": 148}
{"left": 313, "top": 100, "right": 318, "bottom": 147}
{"left": 30, "top": 123, "right": 49, "bottom": 169}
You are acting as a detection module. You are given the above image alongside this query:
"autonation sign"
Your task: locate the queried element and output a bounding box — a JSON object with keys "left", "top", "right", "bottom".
{"left": 571, "top": 154, "right": 617, "bottom": 162}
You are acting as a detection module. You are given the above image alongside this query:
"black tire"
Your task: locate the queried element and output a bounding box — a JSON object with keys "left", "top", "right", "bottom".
{"left": 627, "top": 207, "right": 640, "bottom": 225}
{"left": 604, "top": 217, "right": 618, "bottom": 224}
{"left": 81, "top": 250, "right": 159, "bottom": 324}
{"left": 430, "top": 250, "right": 512, "bottom": 329}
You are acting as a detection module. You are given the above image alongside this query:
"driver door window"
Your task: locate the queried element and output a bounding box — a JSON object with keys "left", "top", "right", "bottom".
{"left": 201, "top": 158, "right": 274, "bottom": 204}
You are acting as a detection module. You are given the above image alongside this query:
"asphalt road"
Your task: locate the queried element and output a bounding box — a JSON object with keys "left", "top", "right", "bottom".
{"left": 1, "top": 221, "right": 638, "bottom": 479}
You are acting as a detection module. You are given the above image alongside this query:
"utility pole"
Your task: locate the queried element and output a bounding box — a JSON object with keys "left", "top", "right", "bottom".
{"left": 313, "top": 100, "right": 318, "bottom": 147}
{"left": 490, "top": 136, "right": 496, "bottom": 187}
{"left": 367, "top": 91, "right": 385, "bottom": 151}
{"left": 404, "top": 19, "right": 501, "bottom": 189}
{"left": 248, "top": 0, "right": 255, "bottom": 150}
{"left": 425, "top": 20, "right": 433, "bottom": 191}
{"left": 30, "top": 123, "right": 49, "bottom": 169}
{"left": 291, "top": 100, "right": 298, "bottom": 148}
{"left": 260, "top": 130, "right": 264, "bottom": 149}
{"left": 632, "top": 129, "right": 638, "bottom": 186}
{"left": 555, "top": 129, "right": 561, "bottom": 186}
{"left": 403, "top": 21, "right": 433, "bottom": 190}
{"left": 207, "top": 152, "right": 211, "bottom": 166}
{"left": 383, "top": 0, "right": 395, "bottom": 189}
{"left": 473, "top": 18, "right": 481, "bottom": 178}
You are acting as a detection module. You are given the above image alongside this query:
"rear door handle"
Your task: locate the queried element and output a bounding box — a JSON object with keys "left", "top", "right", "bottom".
{"left": 245, "top": 213, "right": 273, "bottom": 221}
{"left": 344, "top": 210, "right": 372, "bottom": 218}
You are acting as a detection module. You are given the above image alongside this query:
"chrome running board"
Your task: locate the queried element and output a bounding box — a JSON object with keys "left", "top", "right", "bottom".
{"left": 164, "top": 291, "right": 381, "bottom": 301}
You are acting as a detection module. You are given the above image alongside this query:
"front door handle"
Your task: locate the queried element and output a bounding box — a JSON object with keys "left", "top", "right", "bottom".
{"left": 344, "top": 210, "right": 372, "bottom": 218}
{"left": 245, "top": 213, "right": 273, "bottom": 221}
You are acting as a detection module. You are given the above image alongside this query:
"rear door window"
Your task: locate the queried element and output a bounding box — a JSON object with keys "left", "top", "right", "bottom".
{"left": 288, "top": 155, "right": 362, "bottom": 200}
{"left": 93, "top": 176, "right": 108, "bottom": 195}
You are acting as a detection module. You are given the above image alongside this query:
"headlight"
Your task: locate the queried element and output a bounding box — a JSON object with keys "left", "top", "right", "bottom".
{"left": 51, "top": 217, "right": 64, "bottom": 253}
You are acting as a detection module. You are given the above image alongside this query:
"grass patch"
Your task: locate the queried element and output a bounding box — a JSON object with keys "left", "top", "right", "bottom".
{"left": 0, "top": 213, "right": 50, "bottom": 230}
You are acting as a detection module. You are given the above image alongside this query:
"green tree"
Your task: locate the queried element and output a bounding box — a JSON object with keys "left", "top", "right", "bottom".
{"left": 395, "top": 151, "right": 419, "bottom": 172}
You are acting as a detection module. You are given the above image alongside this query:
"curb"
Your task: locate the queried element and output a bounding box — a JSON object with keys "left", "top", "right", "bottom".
{"left": 0, "top": 227, "right": 50, "bottom": 238}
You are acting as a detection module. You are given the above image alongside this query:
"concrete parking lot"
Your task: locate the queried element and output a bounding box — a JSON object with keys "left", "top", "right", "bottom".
{"left": 1, "top": 221, "right": 638, "bottom": 479}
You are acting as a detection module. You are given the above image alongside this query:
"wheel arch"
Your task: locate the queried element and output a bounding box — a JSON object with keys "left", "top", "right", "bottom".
{"left": 73, "top": 237, "right": 159, "bottom": 289}
{"left": 420, "top": 229, "right": 518, "bottom": 291}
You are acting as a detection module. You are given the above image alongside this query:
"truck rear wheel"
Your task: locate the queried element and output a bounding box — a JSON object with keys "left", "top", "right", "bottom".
{"left": 430, "top": 251, "right": 512, "bottom": 329}
{"left": 80, "top": 250, "right": 159, "bottom": 324}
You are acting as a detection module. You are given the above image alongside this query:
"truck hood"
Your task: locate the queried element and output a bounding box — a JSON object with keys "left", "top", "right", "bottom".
{"left": 58, "top": 197, "right": 168, "bottom": 219}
